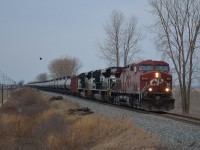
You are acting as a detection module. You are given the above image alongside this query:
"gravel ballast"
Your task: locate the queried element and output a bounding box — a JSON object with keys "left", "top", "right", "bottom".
{"left": 49, "top": 92, "right": 200, "bottom": 150}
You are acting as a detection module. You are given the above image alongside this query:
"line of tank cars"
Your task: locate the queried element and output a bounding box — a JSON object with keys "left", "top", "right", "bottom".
{"left": 28, "top": 60, "right": 175, "bottom": 111}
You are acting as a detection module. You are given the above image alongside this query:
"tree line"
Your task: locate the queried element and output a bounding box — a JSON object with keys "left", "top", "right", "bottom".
{"left": 36, "top": 0, "right": 200, "bottom": 115}
{"left": 36, "top": 55, "right": 82, "bottom": 82}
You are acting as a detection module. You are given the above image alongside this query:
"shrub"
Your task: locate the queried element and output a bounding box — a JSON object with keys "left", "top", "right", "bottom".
{"left": 2, "top": 88, "right": 49, "bottom": 116}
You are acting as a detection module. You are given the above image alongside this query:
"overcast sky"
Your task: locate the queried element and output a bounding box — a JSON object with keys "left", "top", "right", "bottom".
{"left": 0, "top": 0, "right": 161, "bottom": 83}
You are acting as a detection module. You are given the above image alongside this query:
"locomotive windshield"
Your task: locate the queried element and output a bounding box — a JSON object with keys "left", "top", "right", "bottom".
{"left": 155, "top": 65, "right": 169, "bottom": 71}
{"left": 139, "top": 65, "right": 153, "bottom": 71}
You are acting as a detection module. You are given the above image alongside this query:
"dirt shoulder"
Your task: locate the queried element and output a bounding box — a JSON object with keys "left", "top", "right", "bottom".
{"left": 0, "top": 88, "right": 168, "bottom": 150}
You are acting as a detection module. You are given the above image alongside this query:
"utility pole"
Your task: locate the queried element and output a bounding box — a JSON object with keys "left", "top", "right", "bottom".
{"left": 0, "top": 72, "right": 3, "bottom": 107}
{"left": 1, "top": 84, "right": 3, "bottom": 107}
{"left": 0, "top": 71, "right": 16, "bottom": 107}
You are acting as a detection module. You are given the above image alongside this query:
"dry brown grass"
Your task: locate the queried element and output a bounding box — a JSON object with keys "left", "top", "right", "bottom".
{"left": 65, "top": 114, "right": 133, "bottom": 149}
{"left": 172, "top": 89, "right": 200, "bottom": 118}
{"left": 0, "top": 88, "right": 168, "bottom": 150}
{"left": 1, "top": 88, "right": 48, "bottom": 116}
{"left": 91, "top": 128, "right": 167, "bottom": 150}
{"left": 47, "top": 133, "right": 64, "bottom": 150}
{"left": 36, "top": 108, "right": 58, "bottom": 122}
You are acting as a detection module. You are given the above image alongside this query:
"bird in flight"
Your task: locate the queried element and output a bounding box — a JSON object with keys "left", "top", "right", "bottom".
{"left": 40, "top": 57, "right": 42, "bottom": 60}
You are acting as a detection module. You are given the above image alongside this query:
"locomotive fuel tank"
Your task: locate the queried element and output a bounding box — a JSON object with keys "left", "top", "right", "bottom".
{"left": 94, "top": 94, "right": 102, "bottom": 101}
{"left": 80, "top": 92, "right": 86, "bottom": 98}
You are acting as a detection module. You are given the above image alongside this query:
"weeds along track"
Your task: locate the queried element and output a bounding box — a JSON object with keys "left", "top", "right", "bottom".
{"left": 43, "top": 90, "right": 200, "bottom": 127}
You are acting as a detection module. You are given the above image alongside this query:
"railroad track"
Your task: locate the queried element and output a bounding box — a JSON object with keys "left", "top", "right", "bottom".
{"left": 43, "top": 90, "right": 200, "bottom": 126}
{"left": 160, "top": 112, "right": 200, "bottom": 126}
{"left": 70, "top": 95, "right": 200, "bottom": 126}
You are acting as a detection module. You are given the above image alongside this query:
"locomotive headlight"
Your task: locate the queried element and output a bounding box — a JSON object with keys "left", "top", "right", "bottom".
{"left": 148, "top": 88, "right": 153, "bottom": 92}
{"left": 165, "top": 88, "right": 170, "bottom": 92}
{"left": 155, "top": 72, "right": 160, "bottom": 78}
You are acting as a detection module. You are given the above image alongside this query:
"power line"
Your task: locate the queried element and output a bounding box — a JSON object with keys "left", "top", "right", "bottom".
{"left": 0, "top": 71, "right": 16, "bottom": 85}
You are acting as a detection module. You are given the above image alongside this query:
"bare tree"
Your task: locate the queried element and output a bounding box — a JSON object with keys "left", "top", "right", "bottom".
{"left": 98, "top": 10, "right": 124, "bottom": 67}
{"left": 48, "top": 56, "right": 82, "bottom": 78}
{"left": 99, "top": 10, "right": 141, "bottom": 67}
{"left": 122, "top": 16, "right": 141, "bottom": 66}
{"left": 149, "top": 0, "right": 200, "bottom": 114}
{"left": 36, "top": 73, "right": 48, "bottom": 81}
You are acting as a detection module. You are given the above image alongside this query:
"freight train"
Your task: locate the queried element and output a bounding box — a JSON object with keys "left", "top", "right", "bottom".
{"left": 27, "top": 60, "right": 175, "bottom": 111}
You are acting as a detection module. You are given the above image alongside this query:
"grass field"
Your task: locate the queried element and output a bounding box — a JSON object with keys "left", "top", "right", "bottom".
{"left": 171, "top": 89, "right": 200, "bottom": 117}
{"left": 0, "top": 88, "right": 168, "bottom": 150}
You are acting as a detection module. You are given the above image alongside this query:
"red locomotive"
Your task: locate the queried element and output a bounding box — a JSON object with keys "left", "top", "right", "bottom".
{"left": 119, "top": 60, "right": 174, "bottom": 111}
{"left": 28, "top": 60, "right": 175, "bottom": 111}
{"left": 70, "top": 60, "right": 174, "bottom": 111}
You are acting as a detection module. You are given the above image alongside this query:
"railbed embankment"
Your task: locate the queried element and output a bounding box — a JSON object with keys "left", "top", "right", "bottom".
{"left": 46, "top": 91, "right": 200, "bottom": 150}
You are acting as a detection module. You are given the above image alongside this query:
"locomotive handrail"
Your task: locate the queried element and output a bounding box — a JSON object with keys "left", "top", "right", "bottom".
{"left": 139, "top": 83, "right": 150, "bottom": 100}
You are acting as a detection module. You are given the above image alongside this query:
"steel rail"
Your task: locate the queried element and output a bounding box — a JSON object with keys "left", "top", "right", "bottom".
{"left": 41, "top": 89, "right": 200, "bottom": 127}
{"left": 160, "top": 112, "right": 200, "bottom": 126}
